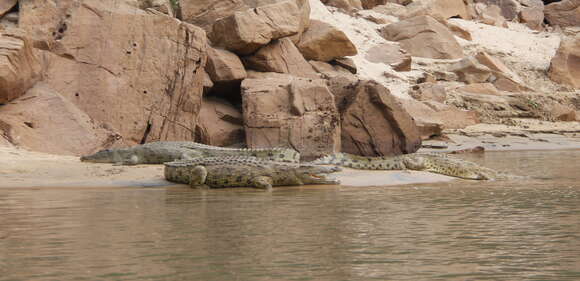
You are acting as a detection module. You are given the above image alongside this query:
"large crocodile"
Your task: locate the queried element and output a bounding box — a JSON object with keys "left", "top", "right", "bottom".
{"left": 310, "top": 152, "right": 507, "bottom": 180}
{"left": 164, "top": 156, "right": 342, "bottom": 190}
{"left": 80, "top": 141, "right": 300, "bottom": 165}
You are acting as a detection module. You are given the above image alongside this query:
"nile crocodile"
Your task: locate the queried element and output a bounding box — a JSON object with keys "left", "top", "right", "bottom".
{"left": 310, "top": 152, "right": 506, "bottom": 180}
{"left": 164, "top": 156, "right": 342, "bottom": 190}
{"left": 80, "top": 141, "right": 300, "bottom": 165}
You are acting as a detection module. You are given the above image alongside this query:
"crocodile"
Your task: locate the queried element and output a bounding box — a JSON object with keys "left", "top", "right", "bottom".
{"left": 164, "top": 156, "right": 342, "bottom": 190}
{"left": 310, "top": 152, "right": 506, "bottom": 180}
{"left": 80, "top": 141, "right": 300, "bottom": 165}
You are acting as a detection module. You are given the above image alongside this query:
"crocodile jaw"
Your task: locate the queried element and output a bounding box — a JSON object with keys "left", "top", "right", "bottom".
{"left": 297, "top": 165, "right": 341, "bottom": 185}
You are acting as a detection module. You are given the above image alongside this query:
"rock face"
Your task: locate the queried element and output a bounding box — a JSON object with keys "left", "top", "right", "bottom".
{"left": 181, "top": 0, "right": 248, "bottom": 30}
{"left": 0, "top": 30, "right": 42, "bottom": 104}
{"left": 242, "top": 76, "right": 340, "bottom": 160}
{"left": 380, "top": 16, "right": 464, "bottom": 59}
{"left": 196, "top": 97, "right": 245, "bottom": 147}
{"left": 0, "top": 83, "right": 117, "bottom": 155}
{"left": 549, "top": 37, "right": 580, "bottom": 88}
{"left": 243, "top": 38, "right": 318, "bottom": 78}
{"left": 341, "top": 80, "right": 421, "bottom": 157}
{"left": 544, "top": 0, "right": 580, "bottom": 28}
{"left": 296, "top": 20, "right": 358, "bottom": 62}
{"left": 209, "top": 0, "right": 302, "bottom": 55}
{"left": 22, "top": 1, "right": 208, "bottom": 145}
{"left": 0, "top": 0, "right": 16, "bottom": 17}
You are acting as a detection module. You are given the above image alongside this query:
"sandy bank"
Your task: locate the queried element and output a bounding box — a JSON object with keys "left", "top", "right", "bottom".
{"left": 0, "top": 146, "right": 456, "bottom": 189}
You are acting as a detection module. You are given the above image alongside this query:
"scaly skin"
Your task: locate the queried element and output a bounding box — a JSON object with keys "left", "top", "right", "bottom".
{"left": 80, "top": 141, "right": 300, "bottom": 165}
{"left": 164, "top": 156, "right": 342, "bottom": 190}
{"left": 310, "top": 153, "right": 506, "bottom": 180}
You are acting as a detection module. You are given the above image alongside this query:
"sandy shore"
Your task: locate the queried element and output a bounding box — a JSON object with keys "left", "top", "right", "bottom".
{"left": 0, "top": 145, "right": 455, "bottom": 189}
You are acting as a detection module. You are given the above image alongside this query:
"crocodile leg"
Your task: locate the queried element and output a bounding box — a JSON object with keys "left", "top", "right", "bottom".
{"left": 252, "top": 176, "right": 273, "bottom": 191}
{"left": 189, "top": 165, "right": 209, "bottom": 189}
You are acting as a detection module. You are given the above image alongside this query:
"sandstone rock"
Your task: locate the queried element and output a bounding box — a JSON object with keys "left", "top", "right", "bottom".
{"left": 456, "top": 83, "right": 501, "bottom": 95}
{"left": 341, "top": 80, "right": 421, "bottom": 157}
{"left": 449, "top": 57, "right": 493, "bottom": 84}
{"left": 519, "top": 5, "right": 544, "bottom": 30}
{"left": 544, "top": 0, "right": 580, "bottom": 28}
{"left": 322, "top": 0, "right": 363, "bottom": 11}
{"left": 309, "top": 60, "right": 352, "bottom": 77}
{"left": 365, "top": 43, "right": 412, "bottom": 71}
{"left": 0, "top": 83, "right": 118, "bottom": 155}
{"left": 242, "top": 77, "right": 340, "bottom": 160}
{"left": 296, "top": 20, "right": 357, "bottom": 62}
{"left": 475, "top": 0, "right": 521, "bottom": 20}
{"left": 361, "top": 0, "right": 410, "bottom": 9}
{"left": 181, "top": 0, "right": 248, "bottom": 31}
{"left": 196, "top": 97, "right": 245, "bottom": 146}
{"left": 475, "top": 3, "right": 509, "bottom": 27}
{"left": 401, "top": 98, "right": 480, "bottom": 133}
{"left": 474, "top": 51, "right": 529, "bottom": 92}
{"left": 380, "top": 16, "right": 465, "bottom": 59}
{"left": 202, "top": 70, "right": 214, "bottom": 94}
{"left": 409, "top": 83, "right": 447, "bottom": 102}
{"left": 372, "top": 3, "right": 408, "bottom": 18}
{"left": 29, "top": 2, "right": 208, "bottom": 145}
{"left": 206, "top": 47, "right": 247, "bottom": 83}
{"left": 0, "top": 29, "right": 42, "bottom": 104}
{"left": 403, "top": 0, "right": 470, "bottom": 21}
{"left": 243, "top": 38, "right": 318, "bottom": 78}
{"left": 447, "top": 21, "right": 473, "bottom": 41}
{"left": 210, "top": 0, "right": 301, "bottom": 55}
{"left": 549, "top": 36, "right": 580, "bottom": 88}
{"left": 0, "top": 0, "right": 16, "bottom": 17}
{"left": 137, "top": 0, "right": 174, "bottom": 16}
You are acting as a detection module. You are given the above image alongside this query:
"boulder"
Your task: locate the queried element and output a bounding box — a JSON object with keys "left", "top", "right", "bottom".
{"left": 474, "top": 0, "right": 521, "bottom": 20}
{"left": 403, "top": 0, "right": 471, "bottom": 21}
{"left": 475, "top": 3, "right": 509, "bottom": 27}
{"left": 24, "top": 2, "right": 208, "bottom": 145}
{"left": 0, "top": 83, "right": 118, "bottom": 155}
{"left": 409, "top": 82, "right": 447, "bottom": 102}
{"left": 380, "top": 16, "right": 465, "bottom": 59}
{"left": 243, "top": 38, "right": 318, "bottom": 78}
{"left": 331, "top": 57, "right": 357, "bottom": 74}
{"left": 181, "top": 0, "right": 248, "bottom": 31}
{"left": 340, "top": 80, "right": 421, "bottom": 157}
{"left": 549, "top": 37, "right": 580, "bottom": 88}
{"left": 475, "top": 51, "right": 529, "bottom": 92}
{"left": 447, "top": 21, "right": 473, "bottom": 41}
{"left": 206, "top": 47, "right": 247, "bottom": 84}
{"left": 196, "top": 97, "right": 245, "bottom": 146}
{"left": 242, "top": 77, "right": 340, "bottom": 160}
{"left": 296, "top": 20, "right": 357, "bottom": 62}
{"left": 322, "top": 0, "right": 363, "bottom": 10}
{"left": 0, "top": 0, "right": 16, "bottom": 17}
{"left": 401, "top": 98, "right": 480, "bottom": 134}
{"left": 448, "top": 57, "right": 493, "bottom": 84}
{"left": 210, "top": 0, "right": 302, "bottom": 55}
{"left": 519, "top": 3, "right": 544, "bottom": 30}
{"left": 0, "top": 29, "right": 42, "bottom": 104}
{"left": 544, "top": 0, "right": 580, "bottom": 28}
{"left": 365, "top": 43, "right": 412, "bottom": 71}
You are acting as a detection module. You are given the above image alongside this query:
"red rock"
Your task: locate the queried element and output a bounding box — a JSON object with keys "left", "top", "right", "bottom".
{"left": 380, "top": 16, "right": 465, "bottom": 59}
{"left": 0, "top": 29, "right": 42, "bottom": 104}
{"left": 341, "top": 80, "right": 421, "bottom": 156}
{"left": 243, "top": 38, "right": 318, "bottom": 79}
{"left": 196, "top": 97, "right": 245, "bottom": 147}
{"left": 296, "top": 20, "right": 357, "bottom": 62}
{"left": 544, "top": 0, "right": 580, "bottom": 28}
{"left": 242, "top": 77, "right": 340, "bottom": 160}
{"left": 549, "top": 36, "right": 580, "bottom": 88}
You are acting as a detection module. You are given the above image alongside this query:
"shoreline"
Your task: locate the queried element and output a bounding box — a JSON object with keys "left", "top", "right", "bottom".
{"left": 1, "top": 131, "right": 579, "bottom": 190}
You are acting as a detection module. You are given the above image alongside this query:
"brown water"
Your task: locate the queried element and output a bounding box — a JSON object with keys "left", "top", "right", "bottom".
{"left": 1, "top": 150, "right": 580, "bottom": 281}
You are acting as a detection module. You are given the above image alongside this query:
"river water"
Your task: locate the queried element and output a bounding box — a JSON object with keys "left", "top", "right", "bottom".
{"left": 1, "top": 150, "right": 579, "bottom": 281}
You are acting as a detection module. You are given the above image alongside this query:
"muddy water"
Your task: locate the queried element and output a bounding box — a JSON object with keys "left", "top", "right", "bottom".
{"left": 1, "top": 150, "right": 580, "bottom": 281}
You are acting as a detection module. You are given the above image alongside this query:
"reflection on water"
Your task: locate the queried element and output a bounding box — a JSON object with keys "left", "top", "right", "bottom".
{"left": 1, "top": 150, "right": 580, "bottom": 281}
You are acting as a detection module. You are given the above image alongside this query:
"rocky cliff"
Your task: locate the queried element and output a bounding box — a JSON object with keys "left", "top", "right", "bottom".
{"left": 0, "top": 0, "right": 578, "bottom": 158}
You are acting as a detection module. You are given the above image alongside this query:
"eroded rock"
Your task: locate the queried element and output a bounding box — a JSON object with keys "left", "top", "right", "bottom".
{"left": 243, "top": 38, "right": 318, "bottom": 78}
{"left": 549, "top": 36, "right": 580, "bottom": 88}
{"left": 544, "top": 0, "right": 580, "bottom": 28}
{"left": 296, "top": 20, "right": 357, "bottom": 62}
{"left": 196, "top": 97, "right": 245, "bottom": 147}
{"left": 242, "top": 77, "right": 340, "bottom": 160}
{"left": 0, "top": 29, "right": 42, "bottom": 104}
{"left": 380, "top": 16, "right": 465, "bottom": 59}
{"left": 341, "top": 80, "right": 421, "bottom": 157}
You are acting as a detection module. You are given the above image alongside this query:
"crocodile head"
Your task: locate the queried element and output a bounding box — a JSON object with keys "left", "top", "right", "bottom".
{"left": 294, "top": 164, "right": 342, "bottom": 185}
{"left": 80, "top": 148, "right": 130, "bottom": 163}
